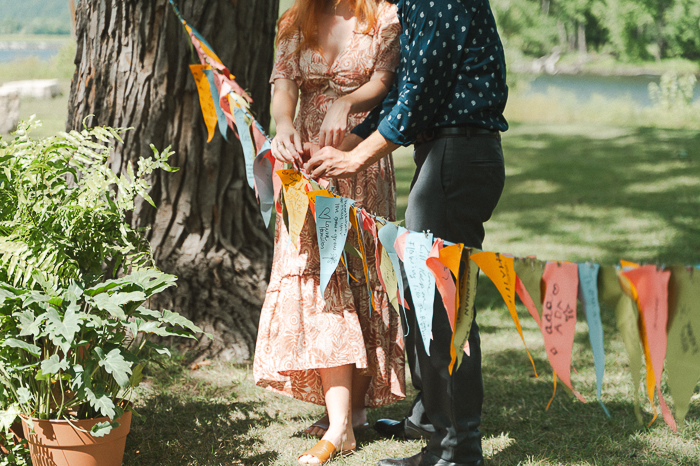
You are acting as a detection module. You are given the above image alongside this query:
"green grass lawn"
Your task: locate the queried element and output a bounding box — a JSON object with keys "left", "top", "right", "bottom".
{"left": 122, "top": 123, "right": 700, "bottom": 466}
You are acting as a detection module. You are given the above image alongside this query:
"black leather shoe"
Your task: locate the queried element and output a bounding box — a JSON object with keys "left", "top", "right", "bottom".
{"left": 373, "top": 418, "right": 431, "bottom": 440}
{"left": 376, "top": 451, "right": 424, "bottom": 466}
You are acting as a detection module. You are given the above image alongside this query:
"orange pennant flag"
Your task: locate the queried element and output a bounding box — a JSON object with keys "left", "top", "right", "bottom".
{"left": 189, "top": 64, "right": 218, "bottom": 142}
{"left": 622, "top": 265, "right": 677, "bottom": 431}
{"left": 541, "top": 261, "right": 586, "bottom": 405}
{"left": 619, "top": 260, "right": 659, "bottom": 425}
{"left": 470, "top": 252, "right": 537, "bottom": 375}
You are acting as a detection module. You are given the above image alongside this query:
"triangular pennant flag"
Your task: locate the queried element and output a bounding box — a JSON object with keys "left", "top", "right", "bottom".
{"left": 541, "top": 261, "right": 586, "bottom": 404}
{"left": 403, "top": 231, "right": 435, "bottom": 355}
{"left": 315, "top": 196, "right": 354, "bottom": 295}
{"left": 232, "top": 106, "right": 256, "bottom": 189}
{"left": 253, "top": 145, "right": 274, "bottom": 226}
{"left": 439, "top": 243, "right": 465, "bottom": 335}
{"left": 451, "top": 248, "right": 479, "bottom": 374}
{"left": 349, "top": 208, "right": 375, "bottom": 312}
{"left": 598, "top": 265, "right": 644, "bottom": 424}
{"left": 374, "top": 219, "right": 390, "bottom": 298}
{"left": 620, "top": 261, "right": 660, "bottom": 426}
{"left": 378, "top": 223, "right": 405, "bottom": 314}
{"left": 277, "top": 169, "right": 311, "bottom": 247}
{"left": 513, "top": 257, "right": 545, "bottom": 327}
{"left": 201, "top": 68, "right": 230, "bottom": 142}
{"left": 470, "top": 252, "right": 538, "bottom": 375}
{"left": 623, "top": 265, "right": 676, "bottom": 431}
{"left": 189, "top": 64, "right": 218, "bottom": 142}
{"left": 666, "top": 265, "right": 700, "bottom": 426}
{"left": 577, "top": 262, "right": 610, "bottom": 417}
{"left": 306, "top": 189, "right": 333, "bottom": 220}
{"left": 425, "top": 239, "right": 457, "bottom": 331}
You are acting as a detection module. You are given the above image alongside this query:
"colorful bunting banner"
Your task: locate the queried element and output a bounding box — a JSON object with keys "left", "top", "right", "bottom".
{"left": 171, "top": 3, "right": 700, "bottom": 429}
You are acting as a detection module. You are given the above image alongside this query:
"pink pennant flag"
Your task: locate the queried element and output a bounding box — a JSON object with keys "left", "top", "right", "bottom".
{"left": 515, "top": 276, "right": 542, "bottom": 327}
{"left": 541, "top": 262, "right": 586, "bottom": 403}
{"left": 394, "top": 230, "right": 408, "bottom": 262}
{"left": 622, "top": 265, "right": 677, "bottom": 431}
{"left": 425, "top": 239, "right": 458, "bottom": 331}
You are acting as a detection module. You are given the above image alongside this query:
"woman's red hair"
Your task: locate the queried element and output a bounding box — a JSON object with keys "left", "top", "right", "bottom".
{"left": 277, "top": 0, "right": 383, "bottom": 53}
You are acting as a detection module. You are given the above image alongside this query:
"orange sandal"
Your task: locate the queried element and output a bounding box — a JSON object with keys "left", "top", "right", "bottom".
{"left": 298, "top": 439, "right": 354, "bottom": 465}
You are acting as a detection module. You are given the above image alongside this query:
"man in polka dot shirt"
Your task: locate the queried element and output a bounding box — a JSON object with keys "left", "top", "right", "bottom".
{"left": 306, "top": 1, "right": 507, "bottom": 465}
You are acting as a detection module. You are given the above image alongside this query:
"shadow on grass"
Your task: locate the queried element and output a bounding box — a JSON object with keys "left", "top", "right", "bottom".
{"left": 124, "top": 383, "right": 279, "bottom": 465}
{"left": 495, "top": 124, "right": 700, "bottom": 265}
{"left": 482, "top": 346, "right": 698, "bottom": 465}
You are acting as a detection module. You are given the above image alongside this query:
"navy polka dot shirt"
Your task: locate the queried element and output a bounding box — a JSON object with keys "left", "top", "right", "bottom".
{"left": 353, "top": 0, "right": 509, "bottom": 146}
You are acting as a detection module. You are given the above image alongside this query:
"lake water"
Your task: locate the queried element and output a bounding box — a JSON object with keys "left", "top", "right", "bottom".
{"left": 0, "top": 42, "right": 63, "bottom": 63}
{"left": 1, "top": 40, "right": 696, "bottom": 108}
{"left": 517, "top": 73, "right": 699, "bottom": 107}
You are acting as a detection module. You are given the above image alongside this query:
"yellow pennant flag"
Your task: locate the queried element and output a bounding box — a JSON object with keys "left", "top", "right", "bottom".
{"left": 470, "top": 252, "right": 538, "bottom": 375}
{"left": 189, "top": 64, "right": 218, "bottom": 142}
{"left": 276, "top": 169, "right": 310, "bottom": 247}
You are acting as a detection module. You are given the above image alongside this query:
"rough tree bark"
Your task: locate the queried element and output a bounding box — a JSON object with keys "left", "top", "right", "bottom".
{"left": 67, "top": 0, "right": 279, "bottom": 361}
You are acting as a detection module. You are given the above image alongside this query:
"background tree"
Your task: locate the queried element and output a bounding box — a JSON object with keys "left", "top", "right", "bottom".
{"left": 67, "top": 0, "right": 279, "bottom": 362}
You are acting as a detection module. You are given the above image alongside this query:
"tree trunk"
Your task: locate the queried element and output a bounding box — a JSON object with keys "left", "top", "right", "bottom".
{"left": 577, "top": 21, "right": 586, "bottom": 54}
{"left": 67, "top": 0, "right": 278, "bottom": 362}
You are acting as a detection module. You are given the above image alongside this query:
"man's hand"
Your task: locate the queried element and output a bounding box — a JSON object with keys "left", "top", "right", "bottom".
{"left": 304, "top": 130, "right": 399, "bottom": 180}
{"left": 304, "top": 146, "right": 360, "bottom": 179}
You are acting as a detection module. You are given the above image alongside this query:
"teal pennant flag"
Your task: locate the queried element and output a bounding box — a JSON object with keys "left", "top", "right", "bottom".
{"left": 578, "top": 262, "right": 610, "bottom": 418}
{"left": 315, "top": 196, "right": 354, "bottom": 296}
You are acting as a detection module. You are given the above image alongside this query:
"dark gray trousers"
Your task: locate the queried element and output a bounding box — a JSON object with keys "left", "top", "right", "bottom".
{"left": 403, "top": 134, "right": 505, "bottom": 465}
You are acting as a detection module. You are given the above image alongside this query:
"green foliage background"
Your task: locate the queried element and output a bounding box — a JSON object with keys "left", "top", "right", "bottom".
{"left": 277, "top": 0, "right": 700, "bottom": 62}
{"left": 493, "top": 0, "right": 700, "bottom": 61}
{"left": 0, "top": 0, "right": 71, "bottom": 35}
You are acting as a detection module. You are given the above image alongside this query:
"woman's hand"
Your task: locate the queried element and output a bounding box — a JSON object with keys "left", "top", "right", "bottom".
{"left": 271, "top": 122, "right": 303, "bottom": 166}
{"left": 319, "top": 98, "right": 352, "bottom": 149}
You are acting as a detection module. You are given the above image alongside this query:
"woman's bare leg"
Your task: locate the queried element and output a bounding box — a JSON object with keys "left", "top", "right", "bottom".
{"left": 299, "top": 365, "right": 356, "bottom": 464}
{"left": 304, "top": 366, "right": 371, "bottom": 437}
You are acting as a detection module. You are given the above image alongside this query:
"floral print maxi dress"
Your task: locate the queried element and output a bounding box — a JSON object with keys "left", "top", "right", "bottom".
{"left": 253, "top": 3, "right": 406, "bottom": 408}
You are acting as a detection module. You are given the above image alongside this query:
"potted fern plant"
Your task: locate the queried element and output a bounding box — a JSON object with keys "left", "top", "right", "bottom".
{"left": 0, "top": 117, "right": 206, "bottom": 466}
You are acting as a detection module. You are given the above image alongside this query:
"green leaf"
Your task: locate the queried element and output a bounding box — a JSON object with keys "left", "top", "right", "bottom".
{"left": 85, "top": 385, "right": 115, "bottom": 419}
{"left": 89, "top": 294, "right": 126, "bottom": 320}
{"left": 0, "top": 406, "right": 19, "bottom": 431}
{"left": 17, "top": 387, "right": 32, "bottom": 404}
{"left": 46, "top": 307, "right": 81, "bottom": 348}
{"left": 129, "top": 363, "right": 144, "bottom": 387}
{"left": 94, "top": 348, "right": 132, "bottom": 388}
{"left": 3, "top": 338, "right": 40, "bottom": 357}
{"left": 160, "top": 309, "right": 204, "bottom": 337}
{"left": 90, "top": 420, "right": 120, "bottom": 438}
{"left": 40, "top": 354, "right": 69, "bottom": 375}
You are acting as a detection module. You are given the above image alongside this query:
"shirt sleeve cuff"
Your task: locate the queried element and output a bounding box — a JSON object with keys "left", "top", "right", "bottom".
{"left": 377, "top": 118, "right": 414, "bottom": 146}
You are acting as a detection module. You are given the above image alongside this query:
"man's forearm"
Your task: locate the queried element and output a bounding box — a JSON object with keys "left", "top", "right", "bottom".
{"left": 349, "top": 130, "right": 400, "bottom": 172}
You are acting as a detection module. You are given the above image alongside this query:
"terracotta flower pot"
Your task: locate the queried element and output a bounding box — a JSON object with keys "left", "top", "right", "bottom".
{"left": 21, "top": 411, "right": 132, "bottom": 466}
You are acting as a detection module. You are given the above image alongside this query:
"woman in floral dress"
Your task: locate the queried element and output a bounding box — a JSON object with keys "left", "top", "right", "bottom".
{"left": 252, "top": 0, "right": 404, "bottom": 463}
